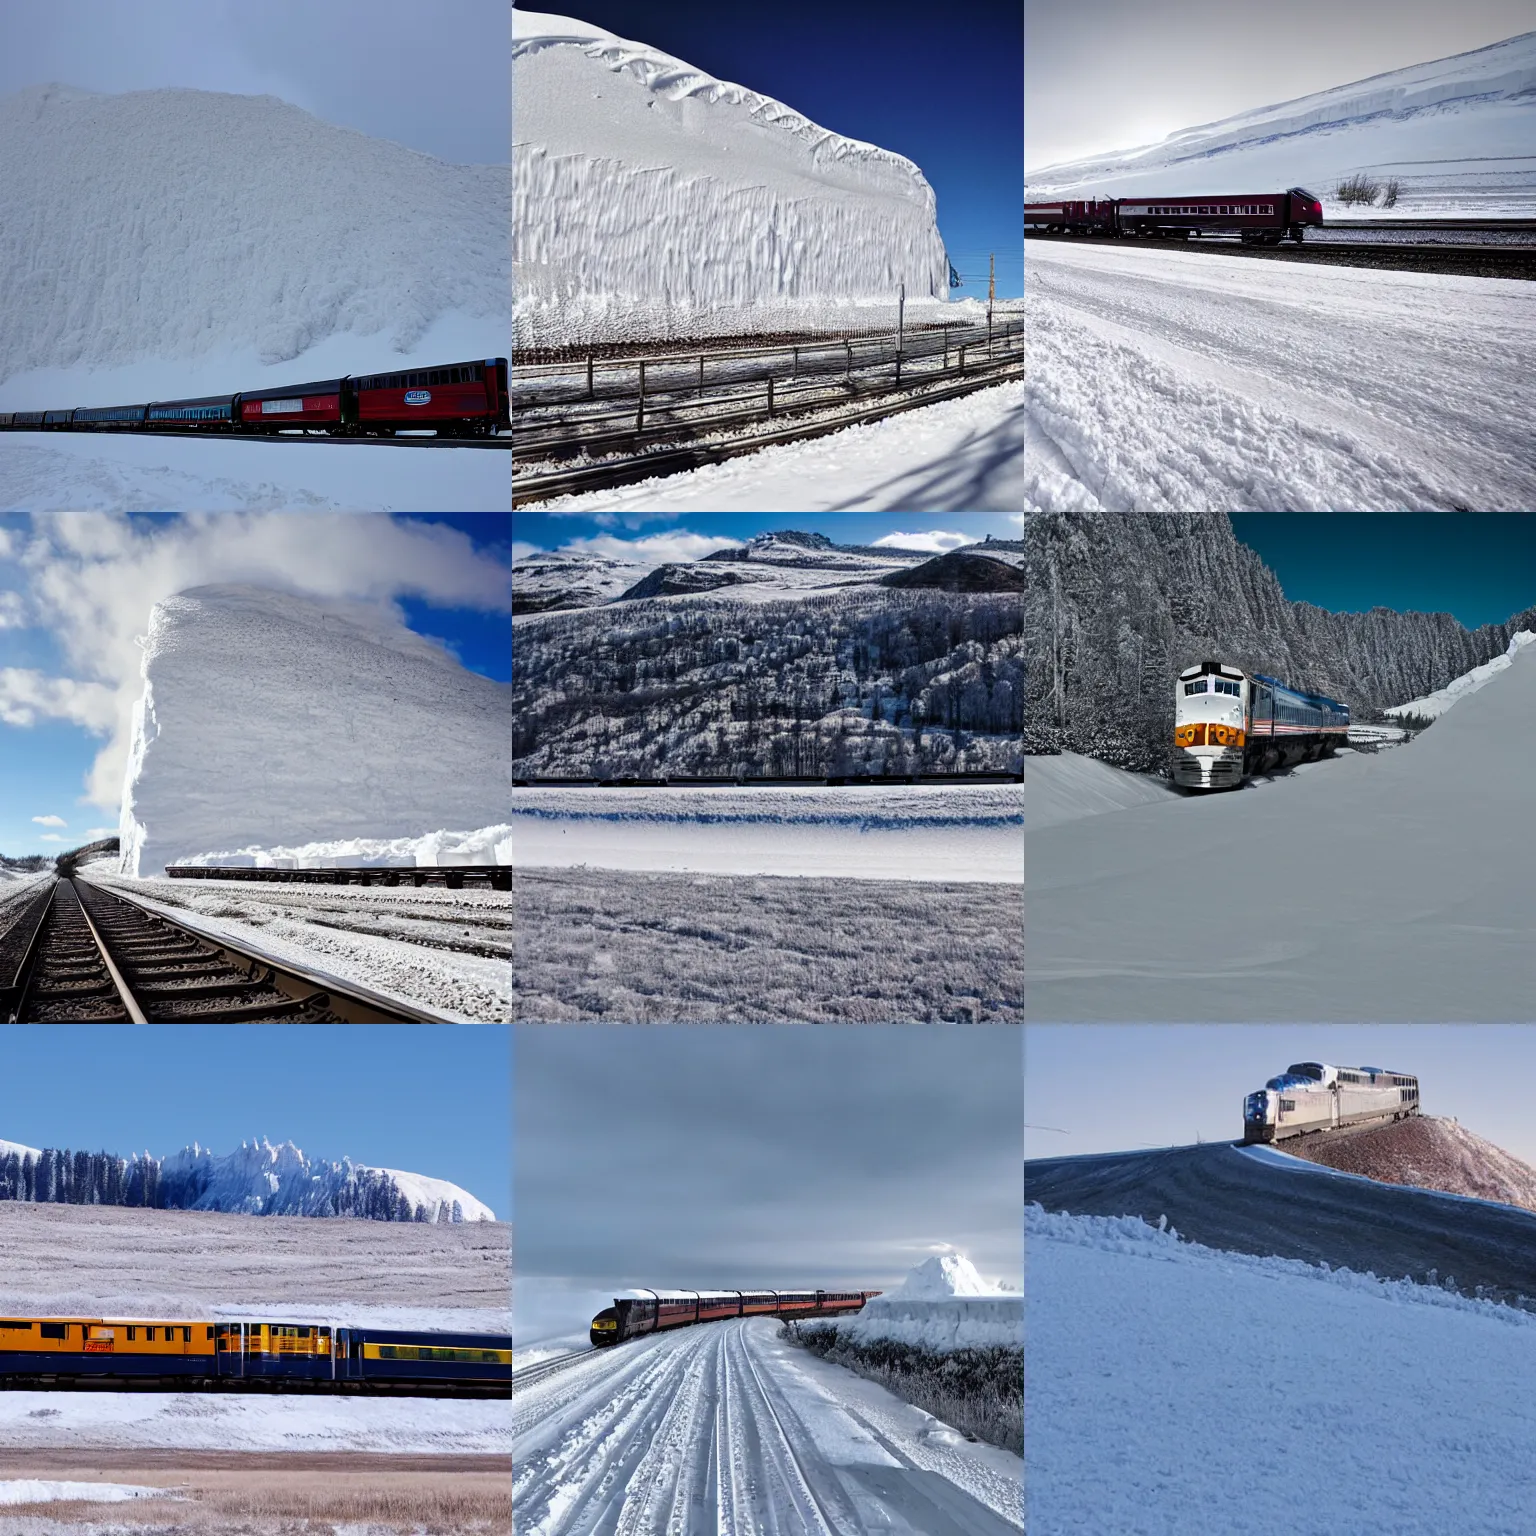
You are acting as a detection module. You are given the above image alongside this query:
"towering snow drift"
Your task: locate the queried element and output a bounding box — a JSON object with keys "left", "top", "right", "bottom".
{"left": 0, "top": 84, "right": 507, "bottom": 387}
{"left": 514, "top": 11, "right": 949, "bottom": 344}
{"left": 1387, "top": 630, "right": 1536, "bottom": 720}
{"left": 805, "top": 1254, "right": 1021, "bottom": 1351}
{"left": 118, "top": 586, "right": 510, "bottom": 877}
{"left": 1026, "top": 29, "right": 1536, "bottom": 216}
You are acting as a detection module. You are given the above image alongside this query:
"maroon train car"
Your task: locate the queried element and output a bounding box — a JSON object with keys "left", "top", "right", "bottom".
{"left": 1025, "top": 199, "right": 1117, "bottom": 235}
{"left": 1115, "top": 188, "right": 1323, "bottom": 244}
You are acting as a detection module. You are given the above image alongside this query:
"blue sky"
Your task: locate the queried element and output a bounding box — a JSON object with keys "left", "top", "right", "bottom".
{"left": 540, "top": 1, "right": 1023, "bottom": 300}
{"left": 0, "top": 513, "right": 510, "bottom": 859}
{"left": 513, "top": 511, "right": 1025, "bottom": 566}
{"left": 1026, "top": 1024, "right": 1536, "bottom": 1168}
{"left": 0, "top": 1025, "right": 510, "bottom": 1218}
{"left": 1230, "top": 514, "right": 1536, "bottom": 629}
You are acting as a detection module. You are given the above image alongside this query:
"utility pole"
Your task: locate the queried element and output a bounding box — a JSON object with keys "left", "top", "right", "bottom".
{"left": 988, "top": 253, "right": 995, "bottom": 356}
{"left": 896, "top": 281, "right": 905, "bottom": 386}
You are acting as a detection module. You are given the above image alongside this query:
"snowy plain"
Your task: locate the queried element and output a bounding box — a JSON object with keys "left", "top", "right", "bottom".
{"left": 1026, "top": 1203, "right": 1536, "bottom": 1534}
{"left": 1024, "top": 240, "right": 1536, "bottom": 512}
{"left": 1023, "top": 752, "right": 1176, "bottom": 830}
{"left": 511, "top": 786, "right": 1023, "bottom": 883}
{"left": 1028, "top": 635, "right": 1536, "bottom": 1020}
{"left": 526, "top": 381, "right": 1024, "bottom": 513}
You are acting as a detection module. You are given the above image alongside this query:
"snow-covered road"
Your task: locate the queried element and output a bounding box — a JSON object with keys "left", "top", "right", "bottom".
{"left": 1024, "top": 240, "right": 1536, "bottom": 511}
{"left": 513, "top": 1318, "right": 1021, "bottom": 1534}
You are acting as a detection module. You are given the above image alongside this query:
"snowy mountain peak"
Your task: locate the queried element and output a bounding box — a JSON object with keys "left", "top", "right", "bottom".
{"left": 0, "top": 1138, "right": 43, "bottom": 1162}
{"left": 893, "top": 1254, "right": 1001, "bottom": 1298}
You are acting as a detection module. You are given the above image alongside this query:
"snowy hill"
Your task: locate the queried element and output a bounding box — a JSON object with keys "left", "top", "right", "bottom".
{"left": 804, "top": 1254, "right": 1021, "bottom": 1351}
{"left": 1025, "top": 29, "right": 1536, "bottom": 217}
{"left": 513, "top": 11, "right": 950, "bottom": 345}
{"left": 0, "top": 1139, "right": 42, "bottom": 1162}
{"left": 1386, "top": 630, "right": 1536, "bottom": 720}
{"left": 118, "top": 586, "right": 511, "bottom": 877}
{"left": 0, "top": 84, "right": 507, "bottom": 394}
{"left": 513, "top": 550, "right": 653, "bottom": 614}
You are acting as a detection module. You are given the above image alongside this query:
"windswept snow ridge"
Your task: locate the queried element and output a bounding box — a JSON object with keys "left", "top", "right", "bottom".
{"left": 1386, "top": 629, "right": 1536, "bottom": 719}
{"left": 806, "top": 1256, "right": 1022, "bottom": 1352}
{"left": 514, "top": 11, "right": 949, "bottom": 345}
{"left": 179, "top": 825, "right": 513, "bottom": 869}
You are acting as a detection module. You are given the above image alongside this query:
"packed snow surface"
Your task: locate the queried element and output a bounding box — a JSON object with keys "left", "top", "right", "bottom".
{"left": 1029, "top": 635, "right": 1536, "bottom": 1020}
{"left": 0, "top": 1481, "right": 169, "bottom": 1505}
{"left": 511, "top": 786, "right": 1023, "bottom": 883}
{"left": 529, "top": 381, "right": 1025, "bottom": 512}
{"left": 890, "top": 1255, "right": 1001, "bottom": 1299}
{"left": 1027, "top": 1203, "right": 1536, "bottom": 1533}
{"left": 805, "top": 1256, "right": 1022, "bottom": 1352}
{"left": 118, "top": 586, "right": 511, "bottom": 878}
{"left": 1386, "top": 629, "right": 1536, "bottom": 719}
{"left": 514, "top": 1316, "right": 1021, "bottom": 1532}
{"left": 180, "top": 825, "right": 512, "bottom": 869}
{"left": 513, "top": 11, "right": 949, "bottom": 346}
{"left": 1025, "top": 752, "right": 1176, "bottom": 829}
{"left": 1025, "top": 241, "right": 1536, "bottom": 511}
{"left": 1026, "top": 29, "right": 1536, "bottom": 218}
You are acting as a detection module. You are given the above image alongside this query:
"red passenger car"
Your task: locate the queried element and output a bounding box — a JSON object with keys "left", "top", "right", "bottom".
{"left": 1115, "top": 188, "right": 1323, "bottom": 244}
{"left": 1025, "top": 200, "right": 1117, "bottom": 235}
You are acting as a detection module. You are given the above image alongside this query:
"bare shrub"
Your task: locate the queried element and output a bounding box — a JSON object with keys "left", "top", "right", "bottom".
{"left": 1382, "top": 178, "right": 1402, "bottom": 208}
{"left": 1334, "top": 174, "right": 1382, "bottom": 206}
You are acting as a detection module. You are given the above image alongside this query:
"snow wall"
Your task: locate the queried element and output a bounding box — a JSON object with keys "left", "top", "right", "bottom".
{"left": 0, "top": 84, "right": 508, "bottom": 384}
{"left": 118, "top": 585, "right": 511, "bottom": 877}
{"left": 513, "top": 11, "right": 950, "bottom": 344}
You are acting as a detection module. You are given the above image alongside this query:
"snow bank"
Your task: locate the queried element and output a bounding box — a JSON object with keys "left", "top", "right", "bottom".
{"left": 1026, "top": 29, "right": 1536, "bottom": 217}
{"left": 1027, "top": 1203, "right": 1536, "bottom": 1532}
{"left": 118, "top": 586, "right": 511, "bottom": 877}
{"left": 1025, "top": 752, "right": 1176, "bottom": 829}
{"left": 1387, "top": 629, "right": 1536, "bottom": 719}
{"left": 0, "top": 1138, "right": 42, "bottom": 1162}
{"left": 513, "top": 11, "right": 948, "bottom": 346}
{"left": 808, "top": 1255, "right": 1021, "bottom": 1352}
{"left": 180, "top": 825, "right": 513, "bottom": 869}
{"left": 0, "top": 1481, "right": 169, "bottom": 1505}
{"left": 0, "top": 84, "right": 506, "bottom": 386}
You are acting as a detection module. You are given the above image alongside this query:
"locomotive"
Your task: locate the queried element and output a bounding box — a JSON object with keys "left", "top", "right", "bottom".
{"left": 589, "top": 1288, "right": 878, "bottom": 1347}
{"left": 0, "top": 1315, "right": 510, "bottom": 1396}
{"left": 1025, "top": 189, "right": 1324, "bottom": 245}
{"left": 1172, "top": 660, "right": 1349, "bottom": 790}
{"left": 0, "top": 358, "right": 509, "bottom": 439}
{"left": 1243, "top": 1062, "right": 1419, "bottom": 1144}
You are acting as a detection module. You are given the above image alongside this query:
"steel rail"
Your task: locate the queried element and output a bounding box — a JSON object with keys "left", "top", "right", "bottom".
{"left": 513, "top": 359, "right": 1024, "bottom": 506}
{"left": 0, "top": 879, "right": 59, "bottom": 1018}
{"left": 511, "top": 1348, "right": 595, "bottom": 1390}
{"left": 73, "top": 887, "right": 149, "bottom": 1023}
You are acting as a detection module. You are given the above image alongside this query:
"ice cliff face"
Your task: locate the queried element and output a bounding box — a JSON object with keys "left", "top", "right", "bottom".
{"left": 0, "top": 84, "right": 508, "bottom": 381}
{"left": 513, "top": 11, "right": 950, "bottom": 340}
{"left": 118, "top": 585, "right": 511, "bottom": 876}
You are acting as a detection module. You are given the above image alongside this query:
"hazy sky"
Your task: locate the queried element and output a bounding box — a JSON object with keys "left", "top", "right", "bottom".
{"left": 1026, "top": 1024, "right": 1536, "bottom": 1168}
{"left": 0, "top": 1025, "right": 511, "bottom": 1217}
{"left": 1229, "top": 515, "right": 1536, "bottom": 630}
{"left": 1025, "top": 0, "right": 1535, "bottom": 169}
{"left": 515, "top": 1025, "right": 1023, "bottom": 1292}
{"left": 0, "top": 0, "right": 510, "bottom": 164}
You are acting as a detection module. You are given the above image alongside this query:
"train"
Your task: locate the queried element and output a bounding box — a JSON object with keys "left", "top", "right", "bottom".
{"left": 1243, "top": 1062, "right": 1420, "bottom": 1144}
{"left": 0, "top": 357, "right": 509, "bottom": 438}
{"left": 589, "top": 1288, "right": 879, "bottom": 1347}
{"left": 0, "top": 1315, "right": 511, "bottom": 1396}
{"left": 1025, "top": 189, "right": 1324, "bottom": 245}
{"left": 1173, "top": 660, "right": 1350, "bottom": 790}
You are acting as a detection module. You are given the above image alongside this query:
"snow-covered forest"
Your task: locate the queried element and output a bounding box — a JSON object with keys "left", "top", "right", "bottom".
{"left": 1025, "top": 510, "right": 1536, "bottom": 772}
{"left": 513, "top": 589, "right": 1024, "bottom": 776}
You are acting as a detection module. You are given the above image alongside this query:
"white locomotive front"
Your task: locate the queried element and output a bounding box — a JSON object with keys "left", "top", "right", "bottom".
{"left": 1242, "top": 1062, "right": 1419, "bottom": 1144}
{"left": 1172, "top": 661, "right": 1350, "bottom": 790}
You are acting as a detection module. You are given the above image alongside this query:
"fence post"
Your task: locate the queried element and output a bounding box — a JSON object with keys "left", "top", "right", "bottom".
{"left": 943, "top": 325, "right": 949, "bottom": 370}
{"left": 698, "top": 355, "right": 704, "bottom": 398}
{"left": 793, "top": 345, "right": 799, "bottom": 382}
{"left": 767, "top": 374, "right": 775, "bottom": 417}
{"left": 586, "top": 355, "right": 594, "bottom": 400}
{"left": 845, "top": 340, "right": 852, "bottom": 375}
{"left": 959, "top": 344, "right": 966, "bottom": 375}
{"left": 637, "top": 360, "right": 645, "bottom": 433}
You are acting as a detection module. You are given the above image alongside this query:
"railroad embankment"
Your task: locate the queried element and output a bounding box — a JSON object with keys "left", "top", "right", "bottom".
{"left": 1283, "top": 1114, "right": 1536, "bottom": 1214}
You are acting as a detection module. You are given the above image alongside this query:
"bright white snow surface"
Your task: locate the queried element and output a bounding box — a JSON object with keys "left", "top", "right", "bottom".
{"left": 513, "top": 12, "right": 949, "bottom": 347}
{"left": 1386, "top": 629, "right": 1536, "bottom": 719}
{"left": 1026, "top": 1204, "right": 1536, "bottom": 1534}
{"left": 1028, "top": 636, "right": 1536, "bottom": 1021}
{"left": 0, "top": 1482, "right": 169, "bottom": 1505}
{"left": 806, "top": 1257, "right": 1022, "bottom": 1353}
{"left": 181, "top": 825, "right": 513, "bottom": 869}
{"left": 118, "top": 586, "right": 511, "bottom": 878}
{"left": 1024, "top": 752, "right": 1177, "bottom": 830}
{"left": 1025, "top": 30, "right": 1536, "bottom": 218}
{"left": 514, "top": 1317, "right": 1022, "bottom": 1533}
{"left": 527, "top": 381, "right": 1024, "bottom": 513}
{"left": 511, "top": 785, "right": 1024, "bottom": 884}
{"left": 1024, "top": 241, "right": 1536, "bottom": 511}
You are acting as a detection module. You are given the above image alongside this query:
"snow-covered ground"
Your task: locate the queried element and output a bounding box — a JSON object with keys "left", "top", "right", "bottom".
{"left": 1024, "top": 240, "right": 1536, "bottom": 512}
{"left": 514, "top": 1317, "right": 1021, "bottom": 1533}
{"left": 511, "top": 786, "right": 1023, "bottom": 884}
{"left": 119, "top": 586, "right": 511, "bottom": 878}
{"left": 513, "top": 11, "right": 949, "bottom": 349}
{"left": 1027, "top": 634, "right": 1536, "bottom": 1020}
{"left": 804, "top": 1257, "right": 1021, "bottom": 1352}
{"left": 0, "top": 1482, "right": 169, "bottom": 1505}
{"left": 85, "top": 869, "right": 512, "bottom": 1024}
{"left": 1025, "top": 29, "right": 1536, "bottom": 218}
{"left": 525, "top": 381, "right": 1023, "bottom": 512}
{"left": 179, "top": 825, "right": 512, "bottom": 869}
{"left": 1026, "top": 1203, "right": 1536, "bottom": 1533}
{"left": 1387, "top": 628, "right": 1536, "bottom": 719}
{"left": 1024, "top": 752, "right": 1176, "bottom": 830}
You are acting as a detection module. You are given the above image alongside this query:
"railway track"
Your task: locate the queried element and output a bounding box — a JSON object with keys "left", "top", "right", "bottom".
{"left": 513, "top": 357, "right": 1023, "bottom": 505}
{"left": 0, "top": 426, "right": 512, "bottom": 447}
{"left": 166, "top": 863, "right": 512, "bottom": 891}
{"left": 2, "top": 877, "right": 430, "bottom": 1023}
{"left": 512, "top": 1349, "right": 594, "bottom": 1391}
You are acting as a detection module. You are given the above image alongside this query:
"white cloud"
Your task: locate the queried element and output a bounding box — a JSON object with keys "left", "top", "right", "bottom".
{"left": 1008, "top": 513, "right": 1025, "bottom": 529}
{"left": 559, "top": 532, "right": 744, "bottom": 568}
{"left": 873, "top": 530, "right": 975, "bottom": 555}
{"left": 11, "top": 513, "right": 512, "bottom": 812}
{"left": 0, "top": 591, "right": 25, "bottom": 628}
{"left": 37, "top": 834, "right": 64, "bottom": 843}
{"left": 512, "top": 541, "right": 544, "bottom": 562}
{"left": 31, "top": 814, "right": 67, "bottom": 827}
{"left": 86, "top": 828, "right": 117, "bottom": 838}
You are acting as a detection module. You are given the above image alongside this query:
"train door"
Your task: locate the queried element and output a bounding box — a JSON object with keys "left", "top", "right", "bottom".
{"left": 335, "top": 1328, "right": 363, "bottom": 1382}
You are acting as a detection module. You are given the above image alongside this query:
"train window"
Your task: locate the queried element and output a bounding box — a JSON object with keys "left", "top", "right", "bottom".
{"left": 127, "top": 1327, "right": 137, "bottom": 1341}
{"left": 1214, "top": 679, "right": 1240, "bottom": 697}
{"left": 40, "top": 1323, "right": 66, "bottom": 1339}
{"left": 181, "top": 1328, "right": 191, "bottom": 1342}
{"left": 1184, "top": 679, "right": 1208, "bottom": 695}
